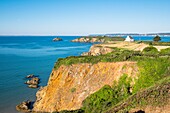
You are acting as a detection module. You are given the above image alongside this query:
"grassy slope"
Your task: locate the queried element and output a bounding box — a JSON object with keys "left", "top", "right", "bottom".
{"left": 79, "top": 36, "right": 125, "bottom": 42}
{"left": 53, "top": 47, "right": 170, "bottom": 113}
{"left": 105, "top": 76, "right": 170, "bottom": 113}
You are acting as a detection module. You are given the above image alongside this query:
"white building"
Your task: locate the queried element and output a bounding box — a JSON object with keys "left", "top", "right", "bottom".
{"left": 125, "top": 36, "right": 134, "bottom": 42}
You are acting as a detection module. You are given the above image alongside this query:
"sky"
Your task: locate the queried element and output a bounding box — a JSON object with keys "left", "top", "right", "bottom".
{"left": 0, "top": 0, "right": 170, "bottom": 36}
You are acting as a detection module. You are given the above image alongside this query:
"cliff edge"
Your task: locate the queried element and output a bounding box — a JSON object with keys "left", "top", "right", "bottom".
{"left": 33, "top": 62, "right": 138, "bottom": 112}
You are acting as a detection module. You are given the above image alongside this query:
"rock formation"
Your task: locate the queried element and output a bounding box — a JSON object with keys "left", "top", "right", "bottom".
{"left": 33, "top": 61, "right": 138, "bottom": 112}
{"left": 81, "top": 45, "right": 113, "bottom": 56}
{"left": 16, "top": 100, "right": 33, "bottom": 112}
{"left": 71, "top": 37, "right": 104, "bottom": 43}
{"left": 53, "top": 38, "right": 62, "bottom": 41}
{"left": 25, "top": 77, "right": 40, "bottom": 88}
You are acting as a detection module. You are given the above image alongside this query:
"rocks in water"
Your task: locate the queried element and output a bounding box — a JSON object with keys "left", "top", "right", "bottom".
{"left": 25, "top": 75, "right": 40, "bottom": 88}
{"left": 53, "top": 37, "right": 62, "bottom": 41}
{"left": 26, "top": 74, "right": 34, "bottom": 78}
{"left": 25, "top": 77, "right": 39, "bottom": 85}
{"left": 28, "top": 84, "right": 38, "bottom": 88}
{"left": 16, "top": 100, "right": 33, "bottom": 112}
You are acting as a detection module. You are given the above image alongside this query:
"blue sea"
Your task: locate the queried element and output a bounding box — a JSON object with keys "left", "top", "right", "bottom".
{"left": 0, "top": 36, "right": 169, "bottom": 113}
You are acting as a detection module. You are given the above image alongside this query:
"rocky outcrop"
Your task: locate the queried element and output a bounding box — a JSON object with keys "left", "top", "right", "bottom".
{"left": 81, "top": 45, "right": 113, "bottom": 56}
{"left": 71, "top": 37, "right": 104, "bottom": 43}
{"left": 71, "top": 36, "right": 124, "bottom": 43}
{"left": 25, "top": 77, "right": 40, "bottom": 88}
{"left": 53, "top": 38, "right": 62, "bottom": 41}
{"left": 26, "top": 74, "right": 34, "bottom": 78}
{"left": 16, "top": 100, "right": 33, "bottom": 112}
{"left": 33, "top": 61, "right": 138, "bottom": 112}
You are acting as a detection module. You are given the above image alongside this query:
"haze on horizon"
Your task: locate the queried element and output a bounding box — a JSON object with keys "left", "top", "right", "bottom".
{"left": 0, "top": 0, "right": 170, "bottom": 36}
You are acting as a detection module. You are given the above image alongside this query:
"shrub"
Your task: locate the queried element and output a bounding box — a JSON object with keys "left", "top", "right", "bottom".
{"left": 82, "top": 74, "right": 132, "bottom": 113}
{"left": 133, "top": 58, "right": 170, "bottom": 93}
{"left": 160, "top": 48, "right": 170, "bottom": 55}
{"left": 153, "top": 35, "right": 161, "bottom": 42}
{"left": 142, "top": 46, "right": 159, "bottom": 56}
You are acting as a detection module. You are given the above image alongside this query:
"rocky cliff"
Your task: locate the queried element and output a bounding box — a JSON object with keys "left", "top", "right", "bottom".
{"left": 81, "top": 45, "right": 113, "bottom": 56}
{"left": 33, "top": 61, "right": 138, "bottom": 112}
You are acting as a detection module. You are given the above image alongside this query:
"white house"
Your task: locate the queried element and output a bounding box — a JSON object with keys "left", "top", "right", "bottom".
{"left": 125, "top": 36, "right": 134, "bottom": 42}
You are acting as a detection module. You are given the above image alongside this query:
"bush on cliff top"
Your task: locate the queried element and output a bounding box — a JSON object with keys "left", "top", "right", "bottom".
{"left": 54, "top": 49, "right": 140, "bottom": 69}
{"left": 82, "top": 74, "right": 132, "bottom": 113}
{"left": 79, "top": 36, "right": 125, "bottom": 42}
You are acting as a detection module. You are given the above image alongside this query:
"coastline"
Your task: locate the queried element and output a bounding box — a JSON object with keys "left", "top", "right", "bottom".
{"left": 31, "top": 38, "right": 170, "bottom": 112}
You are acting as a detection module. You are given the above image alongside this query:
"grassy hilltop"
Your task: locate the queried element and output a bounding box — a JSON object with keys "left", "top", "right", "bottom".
{"left": 53, "top": 46, "right": 170, "bottom": 113}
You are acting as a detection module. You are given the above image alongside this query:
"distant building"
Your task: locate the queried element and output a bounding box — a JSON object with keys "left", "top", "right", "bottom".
{"left": 125, "top": 36, "right": 134, "bottom": 42}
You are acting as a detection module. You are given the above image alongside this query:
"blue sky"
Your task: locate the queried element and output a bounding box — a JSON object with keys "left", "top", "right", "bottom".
{"left": 0, "top": 0, "right": 170, "bottom": 35}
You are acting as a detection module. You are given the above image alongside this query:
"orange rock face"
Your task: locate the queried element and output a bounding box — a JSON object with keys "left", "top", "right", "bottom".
{"left": 33, "top": 61, "right": 138, "bottom": 112}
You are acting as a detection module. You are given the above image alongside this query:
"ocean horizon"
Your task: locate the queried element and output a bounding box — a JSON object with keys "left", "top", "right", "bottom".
{"left": 0, "top": 36, "right": 170, "bottom": 113}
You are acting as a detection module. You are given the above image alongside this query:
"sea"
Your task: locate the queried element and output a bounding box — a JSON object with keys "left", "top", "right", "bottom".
{"left": 0, "top": 36, "right": 169, "bottom": 113}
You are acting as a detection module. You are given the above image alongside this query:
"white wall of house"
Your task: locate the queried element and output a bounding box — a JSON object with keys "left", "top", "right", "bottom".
{"left": 125, "top": 36, "right": 134, "bottom": 42}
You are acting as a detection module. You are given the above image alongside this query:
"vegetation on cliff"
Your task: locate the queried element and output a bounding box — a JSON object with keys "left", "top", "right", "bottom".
{"left": 54, "top": 47, "right": 170, "bottom": 70}
{"left": 54, "top": 47, "right": 170, "bottom": 113}
{"left": 143, "top": 41, "right": 170, "bottom": 46}
{"left": 71, "top": 36, "right": 125, "bottom": 43}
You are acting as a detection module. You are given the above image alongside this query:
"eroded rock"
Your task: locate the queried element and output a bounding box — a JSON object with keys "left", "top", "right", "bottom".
{"left": 16, "top": 101, "right": 33, "bottom": 112}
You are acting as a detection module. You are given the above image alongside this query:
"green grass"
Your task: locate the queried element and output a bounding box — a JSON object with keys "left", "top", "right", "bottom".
{"left": 54, "top": 47, "right": 170, "bottom": 70}
{"left": 133, "top": 58, "right": 170, "bottom": 94}
{"left": 143, "top": 41, "right": 170, "bottom": 46}
{"left": 81, "top": 74, "right": 132, "bottom": 113}
{"left": 53, "top": 48, "right": 170, "bottom": 113}
{"left": 106, "top": 76, "right": 170, "bottom": 113}
{"left": 78, "top": 36, "right": 125, "bottom": 42}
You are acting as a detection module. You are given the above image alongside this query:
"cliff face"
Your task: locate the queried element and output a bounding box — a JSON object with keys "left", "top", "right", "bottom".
{"left": 33, "top": 62, "right": 138, "bottom": 112}
{"left": 81, "top": 45, "right": 113, "bottom": 56}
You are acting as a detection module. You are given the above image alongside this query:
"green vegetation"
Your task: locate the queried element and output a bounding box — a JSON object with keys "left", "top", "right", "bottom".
{"left": 70, "top": 88, "right": 76, "bottom": 93}
{"left": 133, "top": 58, "right": 170, "bottom": 93}
{"left": 81, "top": 74, "right": 132, "bottom": 113}
{"left": 54, "top": 47, "right": 170, "bottom": 70}
{"left": 142, "top": 46, "right": 159, "bottom": 56}
{"left": 106, "top": 76, "right": 170, "bottom": 113}
{"left": 80, "top": 36, "right": 125, "bottom": 42}
{"left": 143, "top": 41, "right": 170, "bottom": 46}
{"left": 160, "top": 48, "right": 170, "bottom": 55}
{"left": 153, "top": 35, "right": 161, "bottom": 42}
{"left": 80, "top": 58, "right": 170, "bottom": 113}
{"left": 54, "top": 47, "right": 170, "bottom": 113}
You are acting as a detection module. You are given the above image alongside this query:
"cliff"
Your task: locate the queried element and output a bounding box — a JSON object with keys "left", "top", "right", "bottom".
{"left": 71, "top": 36, "right": 124, "bottom": 43}
{"left": 81, "top": 45, "right": 113, "bottom": 56}
{"left": 81, "top": 42, "right": 170, "bottom": 56}
{"left": 33, "top": 61, "right": 138, "bottom": 112}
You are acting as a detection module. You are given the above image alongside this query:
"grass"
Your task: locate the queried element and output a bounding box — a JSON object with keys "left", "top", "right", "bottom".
{"left": 54, "top": 47, "right": 170, "bottom": 70}
{"left": 106, "top": 76, "right": 170, "bottom": 113}
{"left": 78, "top": 36, "right": 125, "bottom": 42}
{"left": 52, "top": 47, "right": 170, "bottom": 113}
{"left": 143, "top": 41, "right": 170, "bottom": 46}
